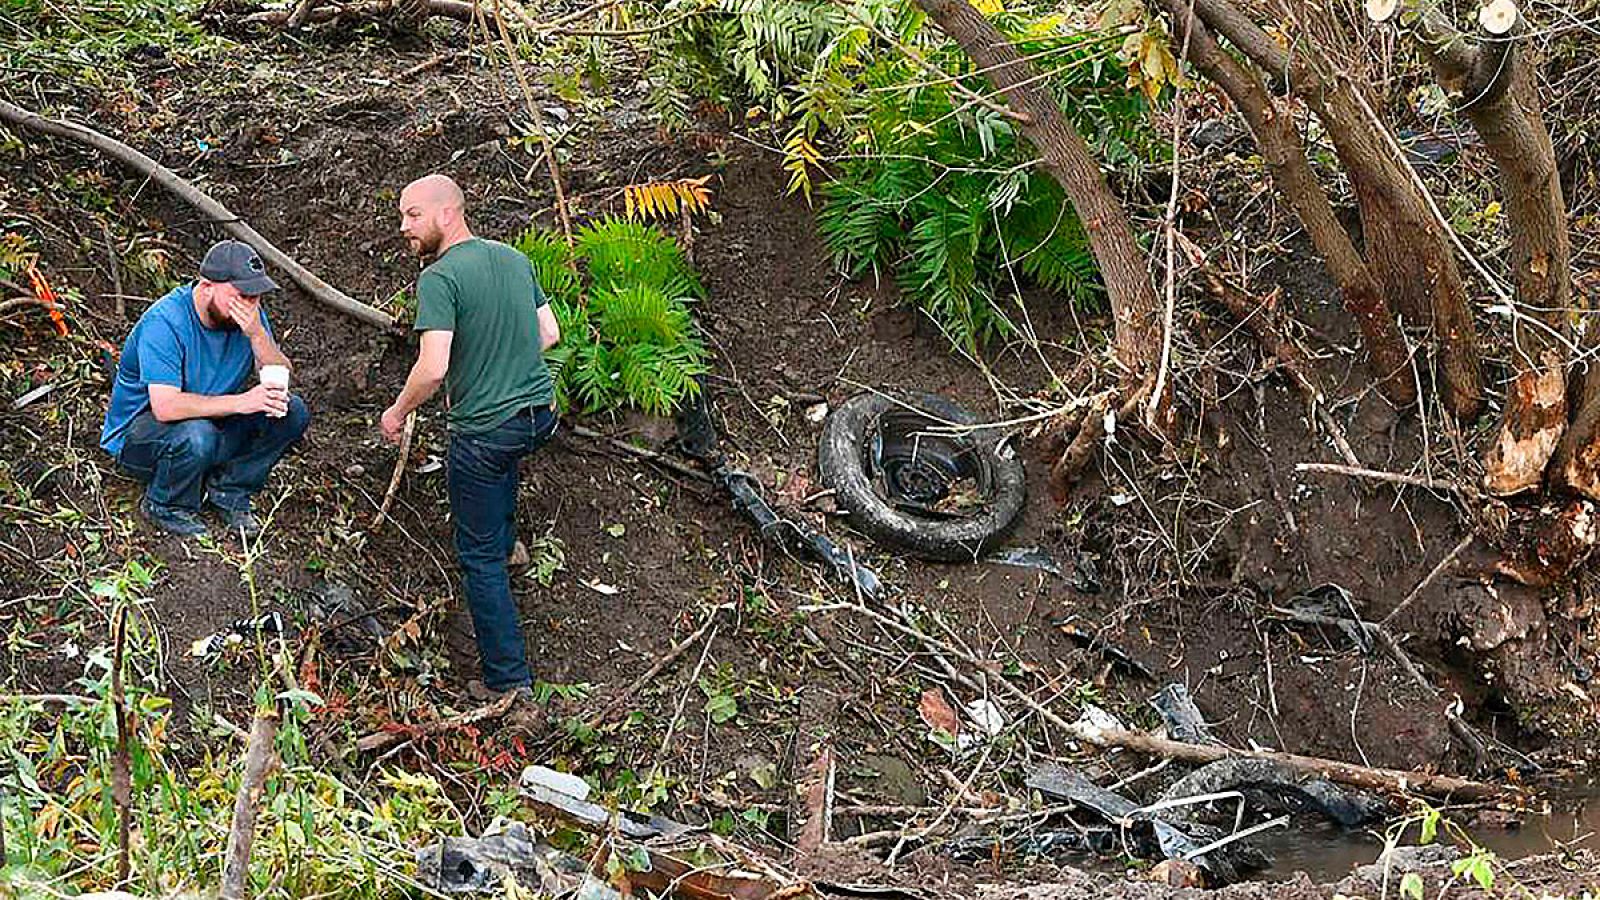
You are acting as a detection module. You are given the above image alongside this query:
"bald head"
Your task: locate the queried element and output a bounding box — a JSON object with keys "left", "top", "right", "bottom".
{"left": 398, "top": 174, "right": 472, "bottom": 258}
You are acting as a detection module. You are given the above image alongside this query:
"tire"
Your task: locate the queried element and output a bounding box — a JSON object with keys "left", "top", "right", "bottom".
{"left": 818, "top": 390, "right": 1026, "bottom": 561}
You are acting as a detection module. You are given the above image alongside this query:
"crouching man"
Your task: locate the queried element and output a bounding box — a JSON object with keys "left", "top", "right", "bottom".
{"left": 100, "top": 240, "right": 309, "bottom": 538}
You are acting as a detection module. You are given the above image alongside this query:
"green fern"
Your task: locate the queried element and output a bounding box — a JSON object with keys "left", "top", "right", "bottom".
{"left": 576, "top": 218, "right": 704, "bottom": 300}
{"left": 511, "top": 225, "right": 579, "bottom": 305}
{"left": 518, "top": 220, "right": 710, "bottom": 417}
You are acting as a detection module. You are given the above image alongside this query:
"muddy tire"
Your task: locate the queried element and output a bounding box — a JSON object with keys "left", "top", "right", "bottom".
{"left": 818, "top": 391, "right": 1026, "bottom": 561}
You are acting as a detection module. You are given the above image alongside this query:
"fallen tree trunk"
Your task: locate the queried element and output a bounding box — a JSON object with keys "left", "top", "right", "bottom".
{"left": 244, "top": 0, "right": 475, "bottom": 26}
{"left": 0, "top": 98, "right": 394, "bottom": 329}
{"left": 1066, "top": 715, "right": 1522, "bottom": 803}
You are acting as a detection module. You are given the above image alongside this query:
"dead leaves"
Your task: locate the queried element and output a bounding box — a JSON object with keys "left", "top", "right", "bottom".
{"left": 624, "top": 175, "right": 713, "bottom": 222}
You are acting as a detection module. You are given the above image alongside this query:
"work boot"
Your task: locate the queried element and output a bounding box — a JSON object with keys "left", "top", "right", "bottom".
{"left": 210, "top": 501, "right": 262, "bottom": 541}
{"left": 141, "top": 497, "right": 208, "bottom": 537}
{"left": 466, "top": 681, "right": 548, "bottom": 735}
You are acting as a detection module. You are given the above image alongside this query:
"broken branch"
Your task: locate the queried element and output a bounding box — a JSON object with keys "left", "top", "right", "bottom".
{"left": 368, "top": 411, "right": 416, "bottom": 532}
{"left": 1065, "top": 715, "right": 1519, "bottom": 803}
{"left": 220, "top": 709, "right": 280, "bottom": 900}
{"left": 0, "top": 98, "right": 393, "bottom": 329}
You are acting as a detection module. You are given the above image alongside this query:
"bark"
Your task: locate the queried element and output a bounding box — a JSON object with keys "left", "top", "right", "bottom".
{"left": 911, "top": 0, "right": 1164, "bottom": 387}
{"left": 1160, "top": 0, "right": 1415, "bottom": 408}
{"left": 221, "top": 711, "right": 280, "bottom": 900}
{"left": 1406, "top": 5, "right": 1572, "bottom": 493}
{"left": 243, "top": 0, "right": 474, "bottom": 26}
{"left": 1191, "top": 0, "right": 1484, "bottom": 421}
{"left": 0, "top": 98, "right": 394, "bottom": 329}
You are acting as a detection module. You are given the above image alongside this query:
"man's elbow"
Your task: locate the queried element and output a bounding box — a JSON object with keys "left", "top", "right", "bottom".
{"left": 149, "top": 397, "right": 180, "bottom": 423}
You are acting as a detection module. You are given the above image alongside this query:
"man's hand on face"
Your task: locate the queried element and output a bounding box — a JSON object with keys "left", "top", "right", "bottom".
{"left": 227, "top": 295, "right": 265, "bottom": 337}
{"left": 380, "top": 405, "right": 407, "bottom": 445}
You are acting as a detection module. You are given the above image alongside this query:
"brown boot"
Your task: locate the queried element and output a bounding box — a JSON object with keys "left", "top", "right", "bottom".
{"left": 466, "top": 681, "right": 548, "bottom": 735}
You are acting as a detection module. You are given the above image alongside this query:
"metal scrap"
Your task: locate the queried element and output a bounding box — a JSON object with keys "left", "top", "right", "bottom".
{"left": 1156, "top": 758, "right": 1387, "bottom": 828}
{"left": 519, "top": 765, "right": 817, "bottom": 900}
{"left": 1150, "top": 684, "right": 1219, "bottom": 745}
{"left": 1056, "top": 622, "right": 1155, "bottom": 680}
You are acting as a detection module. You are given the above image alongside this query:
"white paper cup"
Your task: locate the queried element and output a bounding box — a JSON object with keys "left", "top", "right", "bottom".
{"left": 259, "top": 365, "right": 290, "bottom": 417}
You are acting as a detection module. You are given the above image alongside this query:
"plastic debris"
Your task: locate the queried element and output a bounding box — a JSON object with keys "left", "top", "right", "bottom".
{"left": 1150, "top": 683, "right": 1219, "bottom": 745}
{"left": 189, "top": 611, "right": 285, "bottom": 659}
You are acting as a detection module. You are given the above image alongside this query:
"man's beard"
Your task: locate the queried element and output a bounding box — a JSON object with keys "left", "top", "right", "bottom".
{"left": 411, "top": 229, "right": 443, "bottom": 257}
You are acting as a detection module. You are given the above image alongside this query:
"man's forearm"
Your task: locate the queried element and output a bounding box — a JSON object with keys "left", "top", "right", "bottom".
{"left": 250, "top": 330, "right": 290, "bottom": 370}
{"left": 153, "top": 390, "right": 241, "bottom": 422}
{"left": 390, "top": 365, "right": 443, "bottom": 418}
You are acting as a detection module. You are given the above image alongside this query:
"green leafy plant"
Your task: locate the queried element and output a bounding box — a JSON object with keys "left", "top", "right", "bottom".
{"left": 512, "top": 218, "right": 710, "bottom": 416}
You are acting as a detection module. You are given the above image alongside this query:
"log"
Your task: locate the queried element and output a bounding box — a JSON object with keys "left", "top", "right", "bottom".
{"left": 1065, "top": 717, "right": 1521, "bottom": 803}
{"left": 220, "top": 711, "right": 280, "bottom": 900}
{"left": 243, "top": 0, "right": 476, "bottom": 26}
{"left": 0, "top": 98, "right": 394, "bottom": 329}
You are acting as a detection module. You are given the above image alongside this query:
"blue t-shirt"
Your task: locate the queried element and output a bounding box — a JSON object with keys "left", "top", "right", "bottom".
{"left": 100, "top": 284, "right": 272, "bottom": 456}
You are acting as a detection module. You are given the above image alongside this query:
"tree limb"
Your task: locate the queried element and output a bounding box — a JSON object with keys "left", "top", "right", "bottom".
{"left": 0, "top": 98, "right": 394, "bottom": 329}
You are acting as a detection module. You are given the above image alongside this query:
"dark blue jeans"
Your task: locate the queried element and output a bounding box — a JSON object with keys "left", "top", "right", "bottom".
{"left": 449, "top": 406, "right": 558, "bottom": 691}
{"left": 116, "top": 396, "right": 311, "bottom": 512}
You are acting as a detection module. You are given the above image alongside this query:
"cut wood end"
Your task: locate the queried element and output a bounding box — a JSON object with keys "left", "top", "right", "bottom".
{"left": 1478, "top": 0, "right": 1518, "bottom": 35}
{"left": 1366, "top": 0, "right": 1400, "bottom": 23}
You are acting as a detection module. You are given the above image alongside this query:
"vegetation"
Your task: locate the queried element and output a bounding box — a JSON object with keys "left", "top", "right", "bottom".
{"left": 514, "top": 218, "right": 711, "bottom": 416}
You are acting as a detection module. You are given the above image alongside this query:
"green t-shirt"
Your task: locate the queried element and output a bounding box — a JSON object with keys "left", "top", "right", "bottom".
{"left": 413, "top": 237, "right": 553, "bottom": 435}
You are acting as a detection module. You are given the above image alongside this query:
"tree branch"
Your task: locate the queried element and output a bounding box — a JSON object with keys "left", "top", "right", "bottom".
{"left": 0, "top": 98, "right": 393, "bottom": 329}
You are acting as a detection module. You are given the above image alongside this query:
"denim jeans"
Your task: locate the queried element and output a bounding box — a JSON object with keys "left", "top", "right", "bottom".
{"left": 116, "top": 396, "right": 311, "bottom": 512}
{"left": 448, "top": 405, "right": 558, "bottom": 691}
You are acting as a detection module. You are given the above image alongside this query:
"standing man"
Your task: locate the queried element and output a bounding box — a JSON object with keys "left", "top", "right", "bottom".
{"left": 382, "top": 174, "right": 561, "bottom": 726}
{"left": 101, "top": 240, "right": 309, "bottom": 538}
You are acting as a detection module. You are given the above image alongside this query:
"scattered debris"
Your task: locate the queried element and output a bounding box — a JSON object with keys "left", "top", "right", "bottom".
{"left": 1024, "top": 763, "right": 1264, "bottom": 883}
{"left": 416, "top": 819, "right": 588, "bottom": 896}
{"left": 1156, "top": 758, "right": 1388, "bottom": 828}
{"left": 1281, "top": 584, "right": 1373, "bottom": 653}
{"left": 520, "top": 765, "right": 817, "bottom": 900}
{"left": 676, "top": 383, "right": 883, "bottom": 598}
{"left": 1150, "top": 683, "right": 1218, "bottom": 744}
{"left": 1056, "top": 622, "right": 1155, "bottom": 680}
{"left": 520, "top": 765, "right": 690, "bottom": 841}
{"left": 986, "top": 546, "right": 1063, "bottom": 578}
{"left": 189, "top": 612, "right": 286, "bottom": 659}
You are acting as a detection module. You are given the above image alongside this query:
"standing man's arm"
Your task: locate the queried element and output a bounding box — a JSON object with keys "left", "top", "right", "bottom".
{"left": 381, "top": 330, "right": 452, "bottom": 443}
{"left": 536, "top": 304, "right": 560, "bottom": 351}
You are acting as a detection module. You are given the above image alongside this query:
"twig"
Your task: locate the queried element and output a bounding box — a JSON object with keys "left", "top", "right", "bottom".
{"left": 649, "top": 623, "right": 720, "bottom": 780}
{"left": 490, "top": 0, "right": 575, "bottom": 246}
{"left": 100, "top": 222, "right": 125, "bottom": 320}
{"left": 583, "top": 605, "right": 726, "bottom": 730}
{"left": 1146, "top": 0, "right": 1197, "bottom": 433}
{"left": 1380, "top": 532, "right": 1477, "bottom": 626}
{"left": 1295, "top": 462, "right": 1482, "bottom": 500}
{"left": 368, "top": 411, "right": 416, "bottom": 532}
{"left": 111, "top": 605, "right": 132, "bottom": 888}
{"left": 355, "top": 690, "right": 517, "bottom": 754}
{"left": 398, "top": 50, "right": 468, "bottom": 80}
{"left": 0, "top": 98, "right": 392, "bottom": 329}
{"left": 221, "top": 708, "right": 280, "bottom": 900}
{"left": 566, "top": 424, "right": 714, "bottom": 482}
{"left": 0, "top": 693, "right": 97, "bottom": 705}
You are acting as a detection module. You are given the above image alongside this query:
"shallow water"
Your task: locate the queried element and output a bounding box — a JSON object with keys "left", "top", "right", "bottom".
{"left": 1249, "top": 777, "right": 1600, "bottom": 883}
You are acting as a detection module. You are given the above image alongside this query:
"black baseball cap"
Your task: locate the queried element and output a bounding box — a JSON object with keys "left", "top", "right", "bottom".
{"left": 199, "top": 240, "right": 280, "bottom": 296}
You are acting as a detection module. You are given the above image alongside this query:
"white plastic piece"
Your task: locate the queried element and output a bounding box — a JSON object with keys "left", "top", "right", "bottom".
{"left": 1366, "top": 0, "right": 1399, "bottom": 23}
{"left": 1478, "top": 0, "right": 1518, "bottom": 35}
